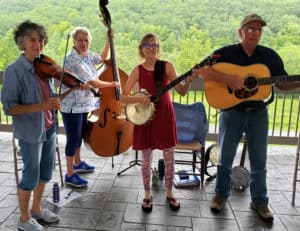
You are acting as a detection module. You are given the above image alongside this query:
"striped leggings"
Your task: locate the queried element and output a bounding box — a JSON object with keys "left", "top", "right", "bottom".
{"left": 141, "top": 147, "right": 175, "bottom": 191}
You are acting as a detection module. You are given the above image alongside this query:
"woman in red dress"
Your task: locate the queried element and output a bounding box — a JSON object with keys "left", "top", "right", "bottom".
{"left": 121, "top": 33, "right": 196, "bottom": 212}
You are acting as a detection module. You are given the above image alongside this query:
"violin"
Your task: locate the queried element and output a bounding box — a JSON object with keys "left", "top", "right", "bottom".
{"left": 34, "top": 54, "right": 83, "bottom": 88}
{"left": 34, "top": 54, "right": 99, "bottom": 96}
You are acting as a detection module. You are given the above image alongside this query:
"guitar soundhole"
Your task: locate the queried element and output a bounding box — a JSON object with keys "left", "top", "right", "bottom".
{"left": 235, "top": 76, "right": 258, "bottom": 99}
{"left": 244, "top": 76, "right": 258, "bottom": 89}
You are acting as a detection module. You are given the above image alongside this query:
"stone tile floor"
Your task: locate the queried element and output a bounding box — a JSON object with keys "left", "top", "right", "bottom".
{"left": 0, "top": 131, "right": 300, "bottom": 230}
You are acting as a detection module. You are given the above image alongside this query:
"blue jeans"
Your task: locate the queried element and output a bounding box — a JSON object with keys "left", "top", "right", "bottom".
{"left": 18, "top": 126, "right": 56, "bottom": 191}
{"left": 216, "top": 106, "right": 269, "bottom": 205}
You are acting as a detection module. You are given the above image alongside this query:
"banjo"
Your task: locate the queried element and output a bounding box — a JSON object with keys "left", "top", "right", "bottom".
{"left": 204, "top": 143, "right": 218, "bottom": 181}
{"left": 125, "top": 55, "right": 218, "bottom": 125}
{"left": 231, "top": 141, "right": 250, "bottom": 192}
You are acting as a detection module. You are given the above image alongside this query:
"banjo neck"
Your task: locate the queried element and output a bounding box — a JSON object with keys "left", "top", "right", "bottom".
{"left": 125, "top": 55, "right": 219, "bottom": 126}
{"left": 150, "top": 54, "right": 218, "bottom": 102}
{"left": 150, "top": 68, "right": 192, "bottom": 102}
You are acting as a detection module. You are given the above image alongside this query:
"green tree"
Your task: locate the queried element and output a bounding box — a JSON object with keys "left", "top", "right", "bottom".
{"left": 0, "top": 29, "right": 19, "bottom": 70}
{"left": 278, "top": 44, "right": 300, "bottom": 75}
{"left": 177, "top": 26, "right": 213, "bottom": 73}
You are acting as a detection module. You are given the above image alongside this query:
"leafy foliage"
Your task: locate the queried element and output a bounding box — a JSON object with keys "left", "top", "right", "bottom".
{"left": 0, "top": 0, "right": 299, "bottom": 76}
{"left": 0, "top": 0, "right": 299, "bottom": 134}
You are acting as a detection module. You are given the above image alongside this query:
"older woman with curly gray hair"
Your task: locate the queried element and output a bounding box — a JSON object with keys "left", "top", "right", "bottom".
{"left": 2, "top": 20, "right": 60, "bottom": 231}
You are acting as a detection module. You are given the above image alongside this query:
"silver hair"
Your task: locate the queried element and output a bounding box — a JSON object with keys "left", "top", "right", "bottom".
{"left": 70, "top": 27, "right": 92, "bottom": 42}
{"left": 14, "top": 20, "right": 48, "bottom": 51}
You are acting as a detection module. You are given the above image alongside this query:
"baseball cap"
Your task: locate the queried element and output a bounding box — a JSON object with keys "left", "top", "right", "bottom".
{"left": 240, "top": 14, "right": 267, "bottom": 28}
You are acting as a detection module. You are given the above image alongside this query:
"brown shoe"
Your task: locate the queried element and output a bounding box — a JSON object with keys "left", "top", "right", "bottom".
{"left": 251, "top": 202, "right": 274, "bottom": 222}
{"left": 210, "top": 195, "right": 227, "bottom": 213}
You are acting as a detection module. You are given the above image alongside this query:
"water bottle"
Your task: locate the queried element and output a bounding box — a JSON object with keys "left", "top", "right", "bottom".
{"left": 158, "top": 159, "right": 165, "bottom": 179}
{"left": 152, "top": 168, "right": 158, "bottom": 185}
{"left": 53, "top": 182, "right": 60, "bottom": 203}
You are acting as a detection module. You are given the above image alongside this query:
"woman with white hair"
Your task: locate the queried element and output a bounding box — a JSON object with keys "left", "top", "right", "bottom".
{"left": 61, "top": 27, "right": 119, "bottom": 188}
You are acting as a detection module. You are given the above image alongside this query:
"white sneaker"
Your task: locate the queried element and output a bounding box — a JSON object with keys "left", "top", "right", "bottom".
{"left": 31, "top": 208, "right": 59, "bottom": 223}
{"left": 18, "top": 218, "right": 44, "bottom": 231}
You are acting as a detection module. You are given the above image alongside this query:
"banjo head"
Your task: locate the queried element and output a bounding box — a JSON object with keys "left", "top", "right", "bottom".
{"left": 231, "top": 166, "right": 250, "bottom": 191}
{"left": 208, "top": 144, "right": 219, "bottom": 166}
{"left": 125, "top": 102, "right": 155, "bottom": 125}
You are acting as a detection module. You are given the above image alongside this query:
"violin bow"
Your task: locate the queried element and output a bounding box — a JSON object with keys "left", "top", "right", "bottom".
{"left": 58, "top": 34, "right": 70, "bottom": 96}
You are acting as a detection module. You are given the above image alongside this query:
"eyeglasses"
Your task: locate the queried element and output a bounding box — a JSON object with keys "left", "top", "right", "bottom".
{"left": 143, "top": 43, "right": 159, "bottom": 49}
{"left": 243, "top": 27, "right": 263, "bottom": 34}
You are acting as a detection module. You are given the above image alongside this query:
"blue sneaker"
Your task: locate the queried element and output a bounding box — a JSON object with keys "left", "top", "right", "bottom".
{"left": 65, "top": 173, "right": 88, "bottom": 188}
{"left": 73, "top": 161, "right": 95, "bottom": 173}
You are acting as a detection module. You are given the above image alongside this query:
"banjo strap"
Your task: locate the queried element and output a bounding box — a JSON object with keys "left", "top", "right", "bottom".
{"left": 154, "top": 60, "right": 165, "bottom": 97}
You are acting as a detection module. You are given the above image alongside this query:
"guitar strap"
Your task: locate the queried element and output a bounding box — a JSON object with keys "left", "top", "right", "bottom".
{"left": 154, "top": 60, "right": 165, "bottom": 96}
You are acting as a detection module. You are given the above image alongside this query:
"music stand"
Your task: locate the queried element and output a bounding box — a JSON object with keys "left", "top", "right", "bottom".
{"left": 117, "top": 150, "right": 142, "bottom": 175}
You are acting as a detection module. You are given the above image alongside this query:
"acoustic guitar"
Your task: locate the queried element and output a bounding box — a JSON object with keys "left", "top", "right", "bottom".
{"left": 204, "top": 62, "right": 300, "bottom": 110}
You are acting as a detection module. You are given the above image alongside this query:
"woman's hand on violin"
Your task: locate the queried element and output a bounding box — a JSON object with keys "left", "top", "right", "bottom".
{"left": 73, "top": 83, "right": 90, "bottom": 91}
{"left": 43, "top": 98, "right": 61, "bottom": 110}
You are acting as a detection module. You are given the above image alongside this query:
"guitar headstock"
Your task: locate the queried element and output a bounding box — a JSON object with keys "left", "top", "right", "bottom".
{"left": 99, "top": 0, "right": 111, "bottom": 29}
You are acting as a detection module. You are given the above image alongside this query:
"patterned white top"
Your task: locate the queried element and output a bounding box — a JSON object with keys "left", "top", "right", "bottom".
{"left": 61, "top": 48, "right": 101, "bottom": 113}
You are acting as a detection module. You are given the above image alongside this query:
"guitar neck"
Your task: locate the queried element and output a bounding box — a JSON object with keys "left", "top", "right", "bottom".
{"left": 258, "top": 75, "right": 300, "bottom": 85}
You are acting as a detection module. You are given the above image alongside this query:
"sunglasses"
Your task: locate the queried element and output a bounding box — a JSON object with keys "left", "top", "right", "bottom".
{"left": 143, "top": 43, "right": 159, "bottom": 49}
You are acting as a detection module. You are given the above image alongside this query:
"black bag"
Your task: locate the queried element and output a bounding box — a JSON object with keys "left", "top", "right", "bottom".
{"left": 158, "top": 159, "right": 165, "bottom": 179}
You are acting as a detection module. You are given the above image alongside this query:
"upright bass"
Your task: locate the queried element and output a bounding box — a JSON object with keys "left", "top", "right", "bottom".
{"left": 84, "top": 0, "right": 133, "bottom": 157}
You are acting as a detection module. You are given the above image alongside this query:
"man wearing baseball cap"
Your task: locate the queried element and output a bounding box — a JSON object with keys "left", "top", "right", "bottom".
{"left": 240, "top": 13, "right": 267, "bottom": 28}
{"left": 198, "top": 14, "right": 300, "bottom": 222}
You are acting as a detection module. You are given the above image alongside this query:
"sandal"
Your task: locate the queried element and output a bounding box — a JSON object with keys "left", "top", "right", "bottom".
{"left": 142, "top": 196, "right": 153, "bottom": 212}
{"left": 166, "top": 197, "right": 180, "bottom": 211}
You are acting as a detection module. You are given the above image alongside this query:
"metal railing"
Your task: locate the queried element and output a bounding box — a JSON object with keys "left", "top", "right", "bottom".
{"left": 174, "top": 78, "right": 300, "bottom": 145}
{"left": 1, "top": 71, "right": 299, "bottom": 145}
